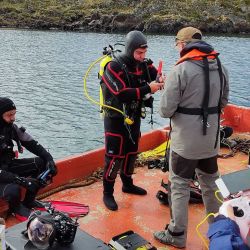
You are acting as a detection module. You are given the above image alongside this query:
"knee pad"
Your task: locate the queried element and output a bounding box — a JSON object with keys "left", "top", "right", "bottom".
{"left": 105, "top": 132, "right": 124, "bottom": 157}
{"left": 122, "top": 153, "right": 137, "bottom": 176}
{"left": 104, "top": 157, "right": 124, "bottom": 181}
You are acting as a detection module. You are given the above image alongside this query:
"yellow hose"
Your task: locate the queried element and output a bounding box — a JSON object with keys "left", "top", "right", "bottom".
{"left": 196, "top": 213, "right": 215, "bottom": 250}
{"left": 215, "top": 190, "right": 224, "bottom": 204}
{"left": 196, "top": 189, "right": 225, "bottom": 249}
{"left": 83, "top": 55, "right": 133, "bottom": 125}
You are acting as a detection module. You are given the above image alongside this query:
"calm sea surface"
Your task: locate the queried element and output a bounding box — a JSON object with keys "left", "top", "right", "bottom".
{"left": 0, "top": 29, "right": 249, "bottom": 159}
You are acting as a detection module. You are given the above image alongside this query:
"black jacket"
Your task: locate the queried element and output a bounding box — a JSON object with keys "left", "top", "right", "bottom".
{"left": 0, "top": 123, "right": 52, "bottom": 183}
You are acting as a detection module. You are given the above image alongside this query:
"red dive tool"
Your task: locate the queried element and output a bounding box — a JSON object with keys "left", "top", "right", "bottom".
{"left": 156, "top": 60, "right": 163, "bottom": 82}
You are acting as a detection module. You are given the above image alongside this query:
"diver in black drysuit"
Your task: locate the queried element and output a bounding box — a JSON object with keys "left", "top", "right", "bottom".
{"left": 0, "top": 97, "right": 57, "bottom": 217}
{"left": 100, "top": 30, "right": 163, "bottom": 211}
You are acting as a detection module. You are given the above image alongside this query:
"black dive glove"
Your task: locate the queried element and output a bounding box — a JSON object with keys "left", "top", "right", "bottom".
{"left": 46, "top": 160, "right": 57, "bottom": 176}
{"left": 143, "top": 96, "right": 154, "bottom": 108}
{"left": 15, "top": 176, "right": 40, "bottom": 194}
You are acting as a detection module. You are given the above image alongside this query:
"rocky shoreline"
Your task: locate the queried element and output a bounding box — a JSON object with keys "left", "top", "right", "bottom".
{"left": 79, "top": 12, "right": 250, "bottom": 34}
{"left": 1, "top": 13, "right": 249, "bottom": 35}
{"left": 0, "top": 0, "right": 249, "bottom": 35}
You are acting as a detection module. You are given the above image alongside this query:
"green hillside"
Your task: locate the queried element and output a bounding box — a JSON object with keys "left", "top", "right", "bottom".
{"left": 0, "top": 0, "right": 249, "bottom": 33}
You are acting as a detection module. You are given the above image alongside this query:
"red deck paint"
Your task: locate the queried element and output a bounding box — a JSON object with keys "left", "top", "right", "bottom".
{"left": 2, "top": 104, "right": 250, "bottom": 249}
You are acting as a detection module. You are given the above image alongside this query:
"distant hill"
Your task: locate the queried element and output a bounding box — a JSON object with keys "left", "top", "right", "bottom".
{"left": 0, "top": 0, "right": 249, "bottom": 34}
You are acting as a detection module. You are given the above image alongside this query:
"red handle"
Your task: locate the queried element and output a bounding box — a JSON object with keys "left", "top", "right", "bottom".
{"left": 156, "top": 60, "right": 163, "bottom": 82}
{"left": 157, "top": 60, "right": 163, "bottom": 76}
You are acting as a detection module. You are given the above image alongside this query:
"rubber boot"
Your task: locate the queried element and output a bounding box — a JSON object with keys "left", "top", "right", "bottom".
{"left": 103, "top": 180, "right": 118, "bottom": 211}
{"left": 120, "top": 173, "right": 147, "bottom": 195}
{"left": 22, "top": 190, "right": 38, "bottom": 209}
{"left": 12, "top": 203, "right": 31, "bottom": 221}
{"left": 24, "top": 199, "right": 45, "bottom": 209}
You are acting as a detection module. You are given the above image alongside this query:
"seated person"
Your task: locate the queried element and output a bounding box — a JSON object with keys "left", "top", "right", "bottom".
{"left": 0, "top": 97, "right": 57, "bottom": 218}
{"left": 207, "top": 203, "right": 250, "bottom": 250}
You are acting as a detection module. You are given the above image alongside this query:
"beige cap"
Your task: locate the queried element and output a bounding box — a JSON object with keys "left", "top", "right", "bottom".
{"left": 176, "top": 27, "right": 202, "bottom": 42}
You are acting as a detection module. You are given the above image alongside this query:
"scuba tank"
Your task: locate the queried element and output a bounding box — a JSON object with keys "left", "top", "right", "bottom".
{"left": 83, "top": 44, "right": 135, "bottom": 126}
{"left": 98, "top": 52, "right": 113, "bottom": 117}
{"left": 97, "top": 45, "right": 134, "bottom": 125}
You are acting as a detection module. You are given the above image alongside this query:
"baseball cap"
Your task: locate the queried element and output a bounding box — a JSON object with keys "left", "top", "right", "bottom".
{"left": 176, "top": 27, "right": 202, "bottom": 43}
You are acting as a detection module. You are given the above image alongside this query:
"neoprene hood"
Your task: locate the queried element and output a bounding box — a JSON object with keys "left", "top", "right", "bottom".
{"left": 0, "top": 97, "right": 16, "bottom": 116}
{"left": 124, "top": 30, "right": 148, "bottom": 59}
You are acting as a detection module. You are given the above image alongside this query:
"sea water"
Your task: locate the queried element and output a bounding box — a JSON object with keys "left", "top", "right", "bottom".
{"left": 0, "top": 29, "right": 249, "bottom": 159}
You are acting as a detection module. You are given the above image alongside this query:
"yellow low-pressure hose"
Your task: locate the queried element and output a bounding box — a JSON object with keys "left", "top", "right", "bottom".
{"left": 215, "top": 190, "right": 224, "bottom": 204}
{"left": 196, "top": 190, "right": 224, "bottom": 249}
{"left": 83, "top": 55, "right": 134, "bottom": 125}
{"left": 196, "top": 213, "right": 215, "bottom": 250}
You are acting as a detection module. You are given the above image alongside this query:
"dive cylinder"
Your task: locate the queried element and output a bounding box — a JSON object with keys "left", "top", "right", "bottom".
{"left": 98, "top": 55, "right": 112, "bottom": 117}
{"left": 98, "top": 54, "right": 133, "bottom": 125}
{"left": 99, "top": 55, "right": 112, "bottom": 78}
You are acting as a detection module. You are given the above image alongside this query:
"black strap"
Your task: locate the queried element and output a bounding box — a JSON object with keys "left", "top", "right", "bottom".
{"left": 176, "top": 106, "right": 220, "bottom": 115}
{"left": 143, "top": 60, "right": 154, "bottom": 127}
{"left": 202, "top": 57, "right": 210, "bottom": 135}
{"left": 12, "top": 126, "right": 23, "bottom": 153}
{"left": 214, "top": 56, "right": 223, "bottom": 148}
{"left": 113, "top": 57, "right": 132, "bottom": 87}
{"left": 176, "top": 54, "right": 224, "bottom": 148}
{"left": 162, "top": 120, "right": 172, "bottom": 172}
{"left": 143, "top": 60, "right": 152, "bottom": 83}
{"left": 165, "top": 224, "right": 184, "bottom": 236}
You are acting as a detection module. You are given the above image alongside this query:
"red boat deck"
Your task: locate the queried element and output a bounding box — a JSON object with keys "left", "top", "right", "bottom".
{"left": 5, "top": 143, "right": 249, "bottom": 250}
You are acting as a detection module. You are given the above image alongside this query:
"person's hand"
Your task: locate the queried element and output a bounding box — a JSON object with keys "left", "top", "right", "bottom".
{"left": 225, "top": 204, "right": 236, "bottom": 221}
{"left": 46, "top": 160, "right": 57, "bottom": 176}
{"left": 149, "top": 81, "right": 164, "bottom": 94}
{"left": 15, "top": 176, "right": 40, "bottom": 193}
{"left": 156, "top": 74, "right": 167, "bottom": 84}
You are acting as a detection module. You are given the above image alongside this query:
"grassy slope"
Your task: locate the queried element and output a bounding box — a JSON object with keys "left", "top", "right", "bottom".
{"left": 0, "top": 0, "right": 249, "bottom": 31}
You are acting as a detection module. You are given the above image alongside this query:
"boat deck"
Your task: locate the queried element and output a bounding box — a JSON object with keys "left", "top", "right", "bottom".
{"left": 5, "top": 145, "right": 249, "bottom": 250}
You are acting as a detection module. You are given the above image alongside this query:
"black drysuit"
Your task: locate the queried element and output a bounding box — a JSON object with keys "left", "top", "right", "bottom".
{"left": 0, "top": 122, "right": 53, "bottom": 212}
{"left": 101, "top": 55, "right": 157, "bottom": 193}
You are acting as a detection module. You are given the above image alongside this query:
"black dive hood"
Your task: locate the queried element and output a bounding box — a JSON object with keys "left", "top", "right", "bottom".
{"left": 0, "top": 97, "right": 16, "bottom": 127}
{"left": 121, "top": 30, "right": 148, "bottom": 66}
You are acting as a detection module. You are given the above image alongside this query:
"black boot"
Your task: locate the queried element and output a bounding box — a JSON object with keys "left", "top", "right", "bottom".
{"left": 103, "top": 194, "right": 118, "bottom": 211}
{"left": 24, "top": 199, "right": 46, "bottom": 209}
{"left": 22, "top": 190, "right": 38, "bottom": 209}
{"left": 120, "top": 173, "right": 147, "bottom": 195}
{"left": 12, "top": 203, "right": 31, "bottom": 218}
{"left": 103, "top": 180, "right": 118, "bottom": 211}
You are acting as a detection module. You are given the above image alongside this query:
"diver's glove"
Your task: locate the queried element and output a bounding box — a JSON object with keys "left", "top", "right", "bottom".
{"left": 143, "top": 96, "right": 154, "bottom": 108}
{"left": 46, "top": 160, "right": 57, "bottom": 176}
{"left": 15, "top": 176, "right": 40, "bottom": 193}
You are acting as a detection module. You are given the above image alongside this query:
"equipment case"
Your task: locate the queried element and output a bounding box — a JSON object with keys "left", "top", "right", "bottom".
{"left": 109, "top": 230, "right": 156, "bottom": 250}
{"left": 5, "top": 221, "right": 111, "bottom": 250}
